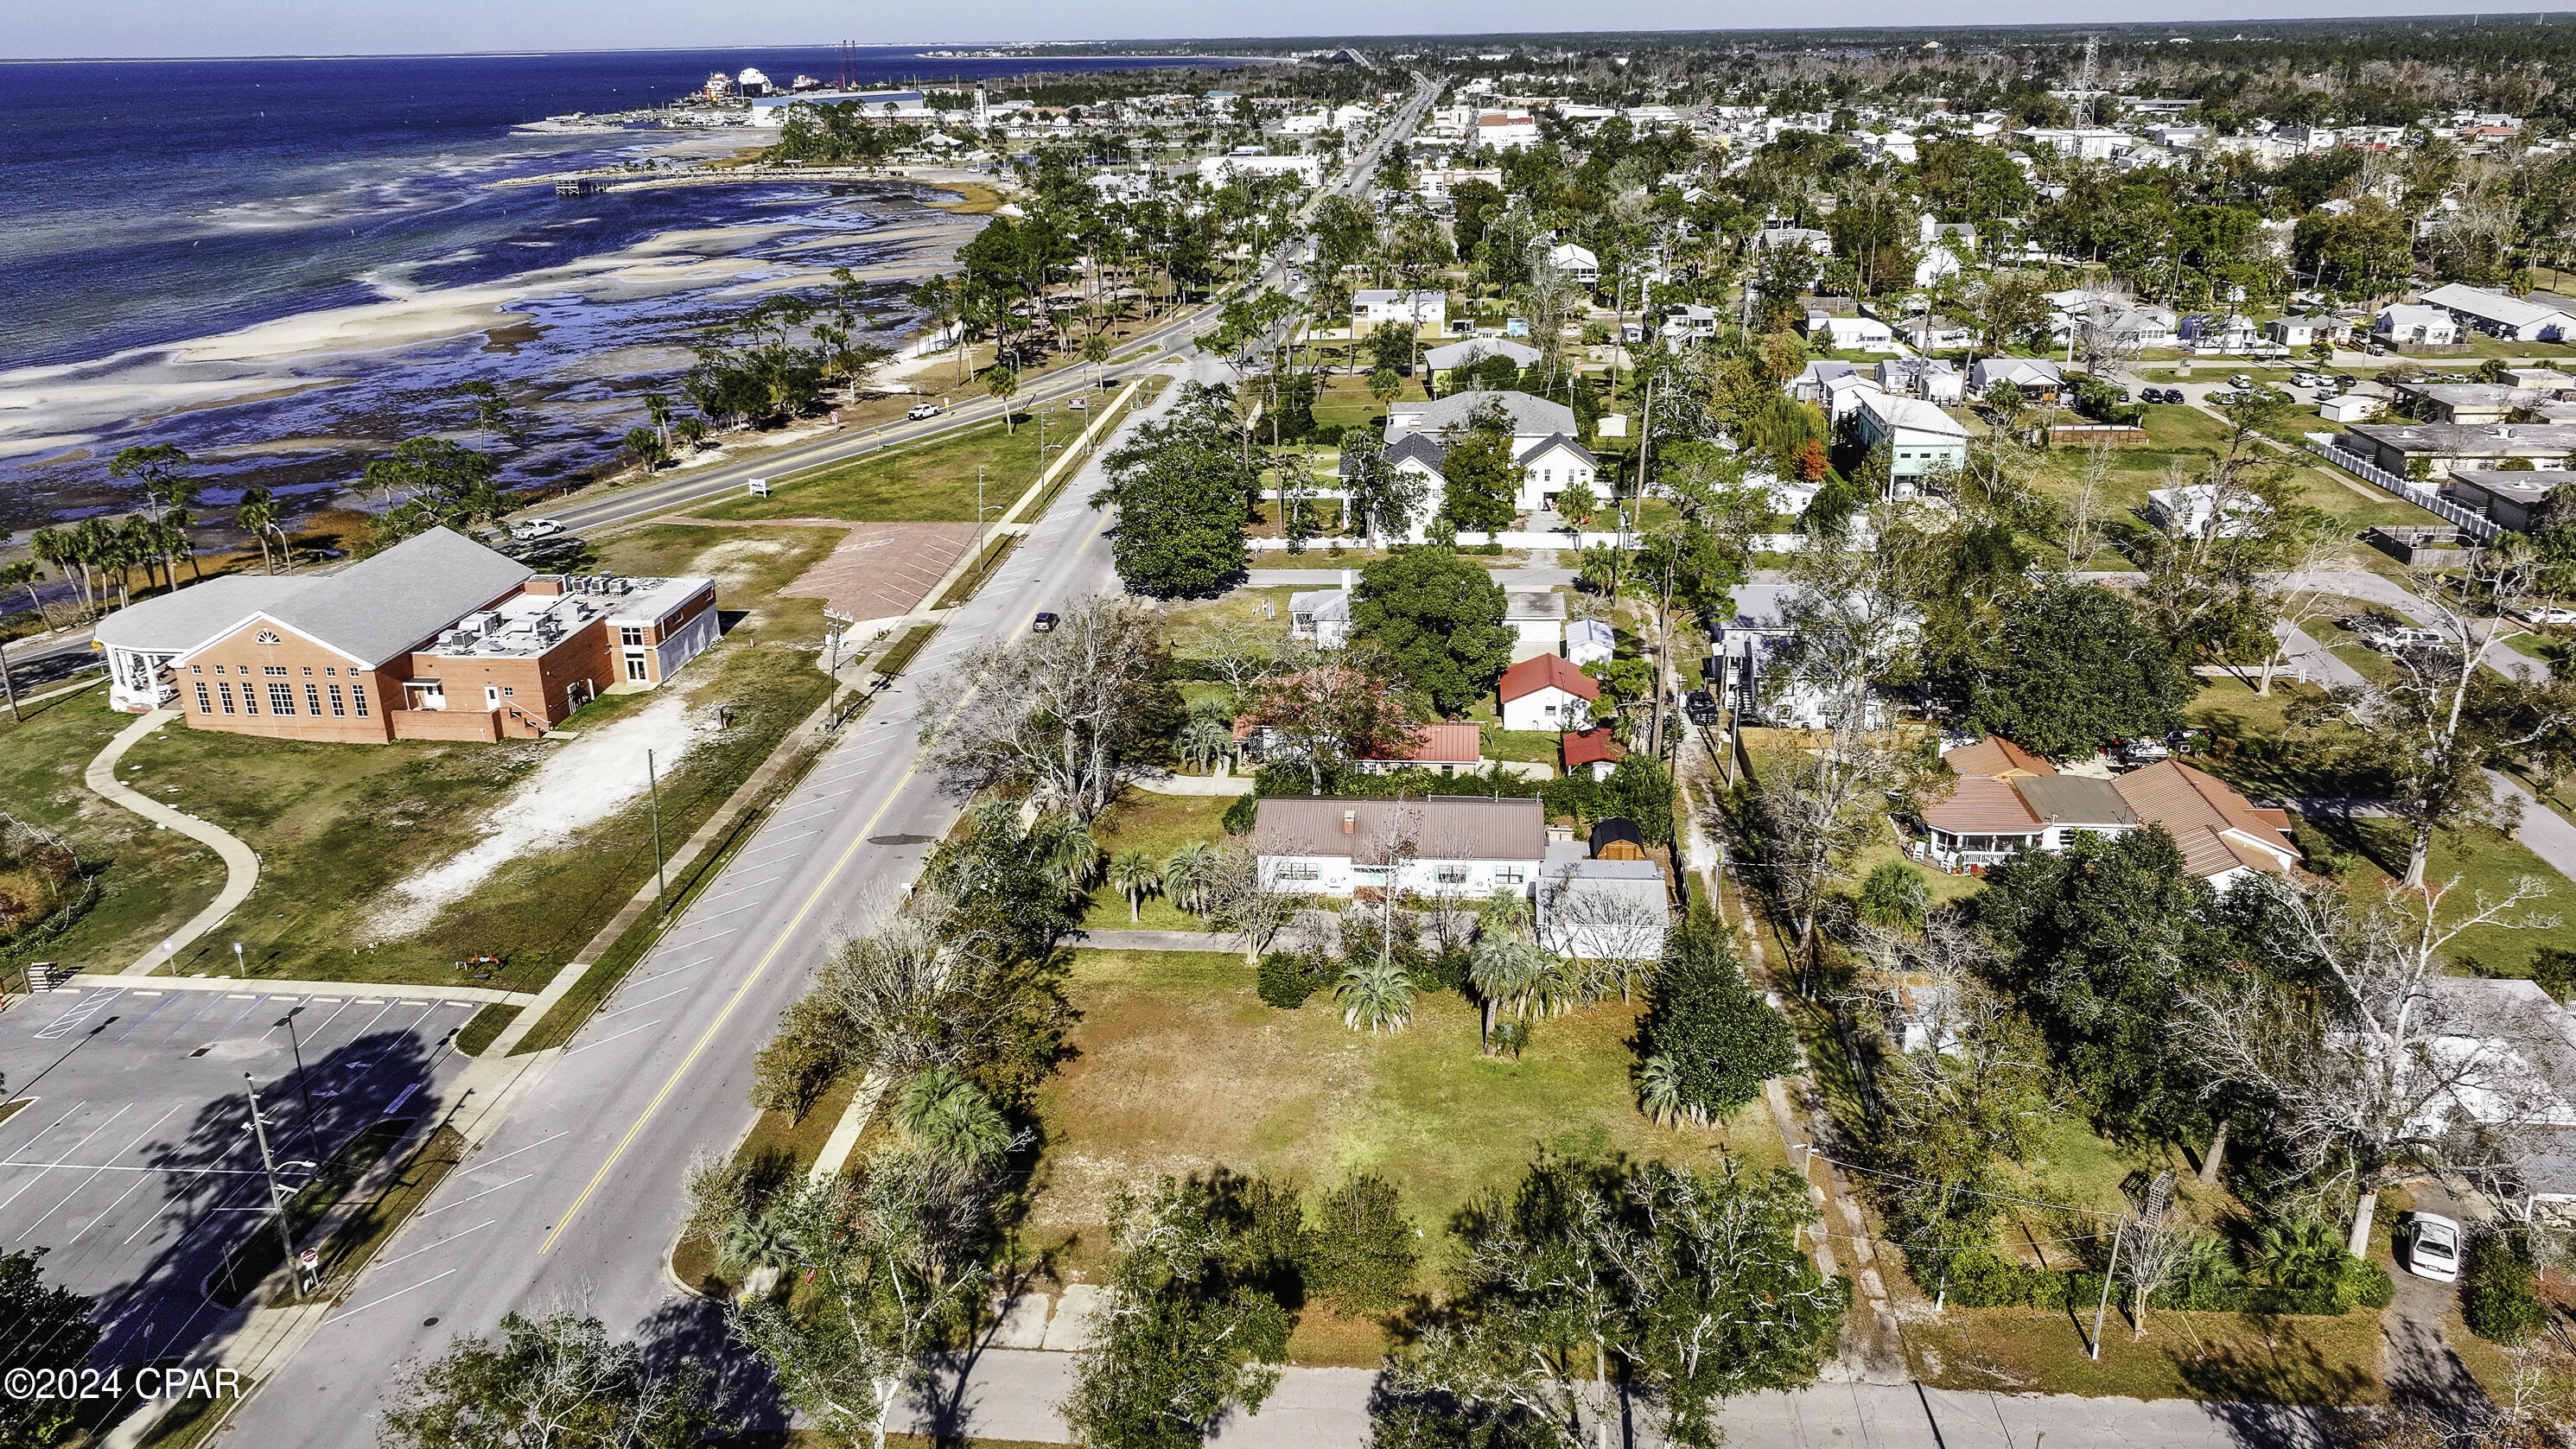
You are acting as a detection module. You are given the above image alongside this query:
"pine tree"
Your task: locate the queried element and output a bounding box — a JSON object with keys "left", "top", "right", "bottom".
{"left": 1637, "top": 913, "right": 1797, "bottom": 1126}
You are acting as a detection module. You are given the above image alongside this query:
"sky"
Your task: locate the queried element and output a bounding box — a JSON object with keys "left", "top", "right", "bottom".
{"left": 4, "top": 0, "right": 2559, "bottom": 60}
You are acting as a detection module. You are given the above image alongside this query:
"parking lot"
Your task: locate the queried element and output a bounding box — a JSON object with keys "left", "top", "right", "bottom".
{"left": 0, "top": 982, "right": 478, "bottom": 1370}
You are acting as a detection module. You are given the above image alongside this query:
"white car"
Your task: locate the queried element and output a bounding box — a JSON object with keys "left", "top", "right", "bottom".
{"left": 906, "top": 403, "right": 942, "bottom": 421}
{"left": 2406, "top": 1212, "right": 2461, "bottom": 1284}
{"left": 2528, "top": 606, "right": 2576, "bottom": 626}
{"left": 2366, "top": 626, "right": 2449, "bottom": 653}
{"left": 2229, "top": 374, "right": 2255, "bottom": 390}
{"left": 509, "top": 518, "right": 563, "bottom": 541}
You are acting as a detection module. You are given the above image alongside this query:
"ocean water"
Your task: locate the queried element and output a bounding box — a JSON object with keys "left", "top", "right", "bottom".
{"left": 0, "top": 48, "right": 1225, "bottom": 531}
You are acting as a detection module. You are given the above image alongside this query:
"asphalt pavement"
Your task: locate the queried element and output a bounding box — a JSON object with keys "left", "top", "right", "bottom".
{"left": 210, "top": 82, "right": 1431, "bottom": 1445}
{"left": 0, "top": 983, "right": 480, "bottom": 1375}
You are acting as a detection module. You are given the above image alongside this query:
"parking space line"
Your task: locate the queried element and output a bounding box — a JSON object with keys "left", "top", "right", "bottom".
{"left": 0, "top": 1104, "right": 130, "bottom": 1218}
{"left": 459, "top": 1131, "right": 567, "bottom": 1174}
{"left": 326, "top": 1268, "right": 457, "bottom": 1325}
{"left": 595, "top": 984, "right": 693, "bottom": 1021}
{"left": 370, "top": 1217, "right": 495, "bottom": 1272}
{"left": 560, "top": 1019, "right": 665, "bottom": 1058}
{"left": 416, "top": 1173, "right": 534, "bottom": 1219}
{"left": 23, "top": 1103, "right": 186, "bottom": 1241}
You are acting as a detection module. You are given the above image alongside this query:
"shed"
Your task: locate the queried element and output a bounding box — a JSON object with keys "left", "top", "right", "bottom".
{"left": 1591, "top": 818, "right": 1649, "bottom": 860}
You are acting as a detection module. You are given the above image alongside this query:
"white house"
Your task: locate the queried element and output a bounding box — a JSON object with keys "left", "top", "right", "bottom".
{"left": 1913, "top": 218, "right": 1980, "bottom": 286}
{"left": 2376, "top": 304, "right": 2462, "bottom": 348}
{"left": 2180, "top": 313, "right": 2265, "bottom": 353}
{"left": 1545, "top": 242, "right": 1600, "bottom": 286}
{"left": 1564, "top": 618, "right": 1616, "bottom": 667}
{"left": 1852, "top": 391, "right": 1969, "bottom": 484}
{"left": 1288, "top": 572, "right": 1355, "bottom": 646}
{"left": 1969, "top": 357, "right": 2064, "bottom": 401}
{"left": 1790, "top": 360, "right": 1857, "bottom": 404}
{"left": 1808, "top": 313, "right": 1897, "bottom": 352}
{"left": 1352, "top": 289, "right": 1449, "bottom": 332}
{"left": 1499, "top": 653, "right": 1599, "bottom": 732}
{"left": 1197, "top": 154, "right": 1325, "bottom": 188}
{"left": 2421, "top": 283, "right": 2576, "bottom": 343}
{"left": 2147, "top": 482, "right": 2275, "bottom": 537}
{"left": 1661, "top": 304, "right": 1721, "bottom": 341}
{"left": 2268, "top": 313, "right": 2352, "bottom": 348}
{"left": 1422, "top": 338, "right": 1541, "bottom": 378}
{"left": 1475, "top": 112, "right": 1542, "bottom": 150}
{"left": 1253, "top": 797, "right": 1545, "bottom": 899}
{"left": 1539, "top": 848, "right": 1670, "bottom": 962}
{"left": 1375, "top": 391, "right": 1601, "bottom": 521}
{"left": 1753, "top": 225, "right": 1833, "bottom": 257}
{"left": 1505, "top": 591, "right": 1566, "bottom": 651}
{"left": 1877, "top": 357, "right": 1964, "bottom": 404}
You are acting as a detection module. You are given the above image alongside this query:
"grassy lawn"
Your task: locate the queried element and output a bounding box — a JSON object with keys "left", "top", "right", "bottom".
{"left": 1027, "top": 950, "right": 1785, "bottom": 1315}
{"left": 1908, "top": 1304, "right": 2385, "bottom": 1404}
{"left": 2296, "top": 813, "right": 2576, "bottom": 980}
{"left": 1078, "top": 792, "right": 1235, "bottom": 932}
{"left": 0, "top": 687, "right": 228, "bottom": 981}
{"left": 671, "top": 1073, "right": 864, "bottom": 1297}
{"left": 588, "top": 523, "right": 845, "bottom": 642}
{"left": 693, "top": 400, "right": 1090, "bottom": 525}
{"left": 1484, "top": 728, "right": 1560, "bottom": 766}
{"left": 111, "top": 643, "right": 831, "bottom": 992}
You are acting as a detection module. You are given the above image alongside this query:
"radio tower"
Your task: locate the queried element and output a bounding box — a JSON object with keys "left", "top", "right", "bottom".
{"left": 836, "top": 41, "right": 858, "bottom": 92}
{"left": 2073, "top": 35, "right": 2100, "bottom": 127}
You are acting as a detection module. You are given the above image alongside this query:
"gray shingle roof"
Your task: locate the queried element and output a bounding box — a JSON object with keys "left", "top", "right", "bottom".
{"left": 1515, "top": 432, "right": 1600, "bottom": 467}
{"left": 92, "top": 575, "right": 321, "bottom": 654}
{"left": 1385, "top": 389, "right": 1577, "bottom": 442}
{"left": 219, "top": 527, "right": 532, "bottom": 668}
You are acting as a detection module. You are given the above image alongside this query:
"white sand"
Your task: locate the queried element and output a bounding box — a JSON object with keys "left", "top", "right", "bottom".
{"left": 369, "top": 687, "right": 711, "bottom": 939}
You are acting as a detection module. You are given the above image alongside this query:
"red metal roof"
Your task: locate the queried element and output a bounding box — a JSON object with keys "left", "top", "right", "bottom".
{"left": 1379, "top": 721, "right": 1482, "bottom": 765}
{"left": 1499, "top": 652, "right": 1600, "bottom": 703}
{"left": 1562, "top": 727, "right": 1627, "bottom": 768}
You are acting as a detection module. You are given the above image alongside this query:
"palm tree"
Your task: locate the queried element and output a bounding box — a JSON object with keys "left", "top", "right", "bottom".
{"left": 985, "top": 368, "right": 1021, "bottom": 434}
{"left": 645, "top": 392, "right": 675, "bottom": 455}
{"left": 1336, "top": 957, "right": 1415, "bottom": 1034}
{"left": 1028, "top": 815, "right": 1099, "bottom": 903}
{"left": 0, "top": 562, "right": 41, "bottom": 620}
{"left": 235, "top": 492, "right": 280, "bottom": 575}
{"left": 1638, "top": 1053, "right": 1693, "bottom": 1125}
{"left": 1164, "top": 841, "right": 1220, "bottom": 921}
{"left": 624, "top": 427, "right": 668, "bottom": 473}
{"left": 1179, "top": 719, "right": 1233, "bottom": 775}
{"left": 895, "top": 1065, "right": 1009, "bottom": 1166}
{"left": 1491, "top": 1018, "right": 1533, "bottom": 1060}
{"left": 1467, "top": 936, "right": 1549, "bottom": 1055}
{"left": 1108, "top": 848, "right": 1162, "bottom": 923}
{"left": 1855, "top": 861, "right": 1930, "bottom": 936}
{"left": 715, "top": 1209, "right": 795, "bottom": 1281}
{"left": 1082, "top": 331, "right": 1114, "bottom": 391}
{"left": 28, "top": 531, "right": 83, "bottom": 620}
{"left": 673, "top": 416, "right": 710, "bottom": 453}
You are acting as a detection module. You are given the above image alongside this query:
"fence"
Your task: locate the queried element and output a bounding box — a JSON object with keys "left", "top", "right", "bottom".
{"left": 2306, "top": 437, "right": 2501, "bottom": 542}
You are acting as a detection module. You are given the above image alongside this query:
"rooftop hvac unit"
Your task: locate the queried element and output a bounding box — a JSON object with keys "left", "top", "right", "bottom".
{"left": 476, "top": 611, "right": 506, "bottom": 632}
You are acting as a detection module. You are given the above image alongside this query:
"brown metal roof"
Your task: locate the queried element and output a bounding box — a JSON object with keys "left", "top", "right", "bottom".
{"left": 2109, "top": 760, "right": 2299, "bottom": 877}
{"left": 1920, "top": 777, "right": 2042, "bottom": 835}
{"left": 1252, "top": 796, "right": 1546, "bottom": 861}
{"left": 1943, "top": 737, "right": 2054, "bottom": 779}
{"left": 1499, "top": 652, "right": 1600, "bottom": 703}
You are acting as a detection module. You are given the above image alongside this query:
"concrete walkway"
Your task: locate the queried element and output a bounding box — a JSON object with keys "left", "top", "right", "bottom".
{"left": 1133, "top": 771, "right": 1255, "bottom": 796}
{"left": 1078, "top": 927, "right": 1245, "bottom": 952}
{"left": 84, "top": 708, "right": 262, "bottom": 976}
{"left": 894, "top": 1344, "right": 2331, "bottom": 1448}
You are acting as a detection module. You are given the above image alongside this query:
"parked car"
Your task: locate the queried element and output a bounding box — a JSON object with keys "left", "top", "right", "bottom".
{"left": 2121, "top": 737, "right": 2173, "bottom": 764}
{"left": 2405, "top": 1212, "right": 2461, "bottom": 1284}
{"left": 906, "top": 402, "right": 943, "bottom": 420}
{"left": 1031, "top": 612, "right": 1059, "bottom": 632}
{"left": 2527, "top": 605, "right": 2576, "bottom": 625}
{"left": 2229, "top": 373, "right": 2255, "bottom": 390}
{"left": 509, "top": 518, "right": 564, "bottom": 540}
{"left": 2366, "top": 626, "right": 2449, "bottom": 653}
{"left": 1684, "top": 690, "right": 1718, "bottom": 725}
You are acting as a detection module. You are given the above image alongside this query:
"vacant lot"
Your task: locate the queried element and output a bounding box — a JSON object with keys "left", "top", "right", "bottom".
{"left": 590, "top": 522, "right": 846, "bottom": 640}
{"left": 694, "top": 400, "right": 1091, "bottom": 525}
{"left": 108, "top": 642, "right": 830, "bottom": 991}
{"left": 0, "top": 688, "right": 226, "bottom": 978}
{"left": 1078, "top": 793, "right": 1234, "bottom": 932}
{"left": 1908, "top": 1303, "right": 2386, "bottom": 1405}
{"left": 1028, "top": 950, "right": 1784, "bottom": 1267}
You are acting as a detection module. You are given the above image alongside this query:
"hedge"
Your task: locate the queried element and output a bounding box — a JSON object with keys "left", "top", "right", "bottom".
{"left": 1924, "top": 1248, "right": 2393, "bottom": 1317}
{"left": 2462, "top": 1232, "right": 2547, "bottom": 1344}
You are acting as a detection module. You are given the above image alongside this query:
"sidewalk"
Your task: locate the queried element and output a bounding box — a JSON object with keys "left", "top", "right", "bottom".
{"left": 84, "top": 707, "right": 262, "bottom": 976}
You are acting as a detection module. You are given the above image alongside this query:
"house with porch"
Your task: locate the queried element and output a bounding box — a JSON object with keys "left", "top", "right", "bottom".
{"left": 1251, "top": 796, "right": 1545, "bottom": 899}
{"left": 1913, "top": 744, "right": 2298, "bottom": 889}
{"left": 1498, "top": 652, "right": 1599, "bottom": 732}
{"left": 93, "top": 526, "right": 717, "bottom": 743}
{"left": 1363, "top": 391, "right": 1602, "bottom": 528}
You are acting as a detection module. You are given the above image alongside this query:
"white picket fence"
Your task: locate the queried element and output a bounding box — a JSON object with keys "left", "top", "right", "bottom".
{"left": 2306, "top": 436, "right": 2500, "bottom": 541}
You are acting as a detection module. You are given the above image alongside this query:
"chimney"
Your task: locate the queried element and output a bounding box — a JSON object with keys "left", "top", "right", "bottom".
{"left": 1342, "top": 810, "right": 1357, "bottom": 834}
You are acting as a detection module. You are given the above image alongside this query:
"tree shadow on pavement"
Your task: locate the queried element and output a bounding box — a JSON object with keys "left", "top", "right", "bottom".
{"left": 633, "top": 1293, "right": 786, "bottom": 1439}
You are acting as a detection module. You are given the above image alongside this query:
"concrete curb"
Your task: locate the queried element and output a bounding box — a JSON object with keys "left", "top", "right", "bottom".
{"left": 84, "top": 708, "right": 264, "bottom": 976}
{"left": 58, "top": 974, "right": 534, "bottom": 1005}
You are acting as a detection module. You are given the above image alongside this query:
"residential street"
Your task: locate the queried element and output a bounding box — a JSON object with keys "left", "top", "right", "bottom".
{"left": 213, "top": 365, "right": 1194, "bottom": 1447}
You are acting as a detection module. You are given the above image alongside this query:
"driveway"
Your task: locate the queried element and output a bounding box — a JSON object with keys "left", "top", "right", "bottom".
{"left": 2382, "top": 1185, "right": 2486, "bottom": 1427}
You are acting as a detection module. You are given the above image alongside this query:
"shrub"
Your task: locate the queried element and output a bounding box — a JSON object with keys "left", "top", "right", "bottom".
{"left": 2463, "top": 1232, "right": 2547, "bottom": 1344}
{"left": 1301, "top": 1172, "right": 1421, "bottom": 1315}
{"left": 1222, "top": 791, "right": 1260, "bottom": 836}
{"left": 1258, "top": 951, "right": 1328, "bottom": 1009}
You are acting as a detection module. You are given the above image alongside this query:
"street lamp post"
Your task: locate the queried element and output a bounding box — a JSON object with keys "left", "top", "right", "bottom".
{"left": 244, "top": 1074, "right": 318, "bottom": 1296}
{"left": 277, "top": 1007, "right": 315, "bottom": 1147}
{"left": 648, "top": 748, "right": 668, "bottom": 918}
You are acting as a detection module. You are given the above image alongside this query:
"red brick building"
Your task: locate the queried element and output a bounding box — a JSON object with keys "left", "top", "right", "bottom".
{"left": 95, "top": 528, "right": 718, "bottom": 744}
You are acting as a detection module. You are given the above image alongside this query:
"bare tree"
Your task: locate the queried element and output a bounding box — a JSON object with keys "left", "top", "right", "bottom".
{"left": 2181, "top": 873, "right": 2565, "bottom": 1256}
{"left": 1203, "top": 842, "right": 1296, "bottom": 966}
{"left": 2290, "top": 556, "right": 2576, "bottom": 887}
{"left": 920, "top": 596, "right": 1169, "bottom": 822}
